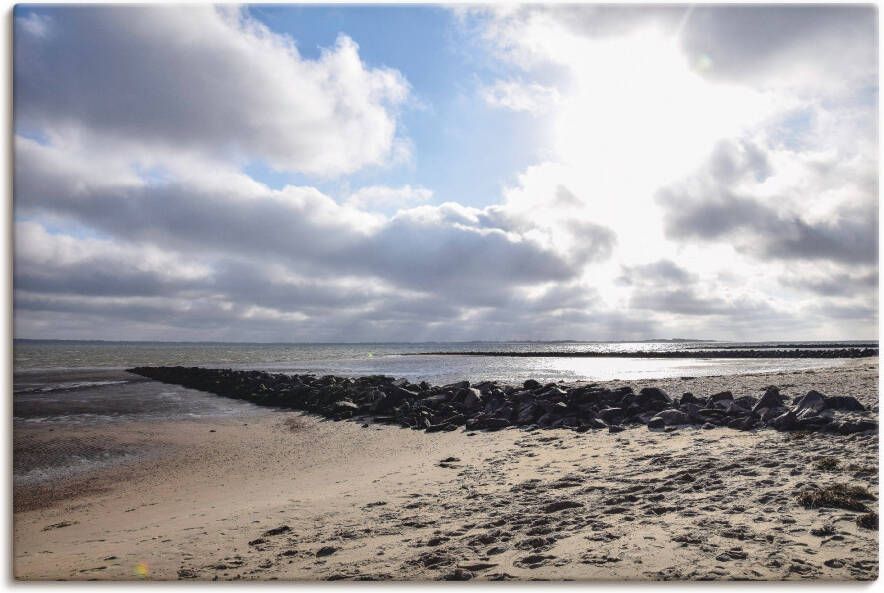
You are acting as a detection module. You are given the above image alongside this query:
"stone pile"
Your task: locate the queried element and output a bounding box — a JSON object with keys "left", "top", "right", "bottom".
{"left": 128, "top": 366, "right": 877, "bottom": 436}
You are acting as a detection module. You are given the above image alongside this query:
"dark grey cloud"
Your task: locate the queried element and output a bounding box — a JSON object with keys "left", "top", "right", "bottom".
{"left": 629, "top": 289, "right": 773, "bottom": 318}
{"left": 657, "top": 140, "right": 878, "bottom": 265}
{"left": 619, "top": 259, "right": 780, "bottom": 321}
{"left": 780, "top": 269, "right": 878, "bottom": 298}
{"left": 618, "top": 259, "right": 695, "bottom": 286}
{"left": 679, "top": 5, "right": 877, "bottom": 88}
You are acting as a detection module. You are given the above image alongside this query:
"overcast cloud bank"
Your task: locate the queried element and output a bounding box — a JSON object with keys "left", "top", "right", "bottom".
{"left": 13, "top": 5, "right": 878, "bottom": 341}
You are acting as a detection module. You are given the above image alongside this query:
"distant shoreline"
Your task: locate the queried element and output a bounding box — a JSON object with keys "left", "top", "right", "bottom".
{"left": 409, "top": 349, "right": 878, "bottom": 359}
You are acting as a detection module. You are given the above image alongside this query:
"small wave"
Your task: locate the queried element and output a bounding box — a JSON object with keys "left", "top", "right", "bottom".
{"left": 14, "top": 380, "right": 129, "bottom": 395}
{"left": 14, "top": 452, "right": 142, "bottom": 486}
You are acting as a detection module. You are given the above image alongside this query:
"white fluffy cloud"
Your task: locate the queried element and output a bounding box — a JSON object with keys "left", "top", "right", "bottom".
{"left": 15, "top": 6, "right": 409, "bottom": 176}
{"left": 481, "top": 79, "right": 560, "bottom": 115}
{"left": 346, "top": 185, "right": 433, "bottom": 210}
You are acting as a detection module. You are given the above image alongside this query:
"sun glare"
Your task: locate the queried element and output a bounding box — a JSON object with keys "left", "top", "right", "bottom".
{"left": 554, "top": 29, "right": 769, "bottom": 196}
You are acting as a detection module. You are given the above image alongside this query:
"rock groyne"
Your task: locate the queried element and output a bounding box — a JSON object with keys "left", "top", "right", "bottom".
{"left": 128, "top": 366, "right": 877, "bottom": 436}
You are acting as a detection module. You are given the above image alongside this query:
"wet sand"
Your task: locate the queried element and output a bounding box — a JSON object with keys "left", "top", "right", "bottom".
{"left": 13, "top": 359, "right": 879, "bottom": 580}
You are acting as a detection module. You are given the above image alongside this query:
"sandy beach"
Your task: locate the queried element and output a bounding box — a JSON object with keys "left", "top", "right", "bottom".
{"left": 13, "top": 359, "right": 879, "bottom": 581}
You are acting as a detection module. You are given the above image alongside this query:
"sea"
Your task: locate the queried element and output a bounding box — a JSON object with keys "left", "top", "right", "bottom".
{"left": 12, "top": 339, "right": 876, "bottom": 488}
{"left": 14, "top": 339, "right": 877, "bottom": 425}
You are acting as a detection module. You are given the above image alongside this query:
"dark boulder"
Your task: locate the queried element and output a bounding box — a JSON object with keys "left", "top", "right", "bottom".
{"left": 824, "top": 395, "right": 865, "bottom": 412}
{"left": 483, "top": 417, "right": 512, "bottom": 431}
{"left": 515, "top": 402, "right": 540, "bottom": 425}
{"left": 710, "top": 391, "right": 734, "bottom": 402}
{"left": 461, "top": 388, "right": 484, "bottom": 411}
{"left": 797, "top": 415, "right": 832, "bottom": 430}
{"left": 680, "top": 392, "right": 702, "bottom": 406}
{"left": 795, "top": 390, "right": 826, "bottom": 414}
{"left": 586, "top": 418, "right": 608, "bottom": 430}
{"left": 598, "top": 407, "right": 624, "bottom": 424}
{"left": 655, "top": 409, "right": 690, "bottom": 426}
{"left": 768, "top": 410, "right": 797, "bottom": 431}
{"left": 647, "top": 416, "right": 666, "bottom": 430}
{"left": 838, "top": 419, "right": 878, "bottom": 435}
{"left": 735, "top": 395, "right": 758, "bottom": 410}
{"left": 759, "top": 406, "right": 786, "bottom": 422}
{"left": 635, "top": 387, "right": 672, "bottom": 410}
{"left": 753, "top": 387, "right": 785, "bottom": 413}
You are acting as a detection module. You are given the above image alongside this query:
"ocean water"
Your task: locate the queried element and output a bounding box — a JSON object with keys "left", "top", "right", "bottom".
{"left": 12, "top": 339, "right": 875, "bottom": 487}
{"left": 14, "top": 339, "right": 875, "bottom": 424}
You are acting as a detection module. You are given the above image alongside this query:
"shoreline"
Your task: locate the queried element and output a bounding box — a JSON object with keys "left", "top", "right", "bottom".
{"left": 408, "top": 349, "right": 878, "bottom": 359}
{"left": 14, "top": 359, "right": 879, "bottom": 580}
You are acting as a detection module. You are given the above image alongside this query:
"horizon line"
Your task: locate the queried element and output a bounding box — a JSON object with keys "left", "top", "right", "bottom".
{"left": 13, "top": 338, "right": 880, "bottom": 346}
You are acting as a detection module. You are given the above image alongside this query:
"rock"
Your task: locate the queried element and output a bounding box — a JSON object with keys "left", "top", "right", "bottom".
{"left": 701, "top": 422, "right": 716, "bottom": 430}
{"left": 759, "top": 406, "right": 785, "bottom": 422}
{"left": 710, "top": 391, "right": 733, "bottom": 402}
{"left": 768, "top": 410, "right": 797, "bottom": 431}
{"left": 316, "top": 546, "right": 338, "bottom": 557}
{"left": 839, "top": 419, "right": 878, "bottom": 435}
{"left": 795, "top": 390, "right": 826, "bottom": 414}
{"left": 536, "top": 413, "right": 554, "bottom": 428}
{"left": 586, "top": 418, "right": 608, "bottom": 429}
{"left": 753, "top": 387, "right": 784, "bottom": 413}
{"left": 655, "top": 409, "right": 690, "bottom": 426}
{"left": 680, "top": 392, "right": 702, "bottom": 406}
{"left": 720, "top": 400, "right": 750, "bottom": 415}
{"left": 442, "top": 568, "right": 474, "bottom": 581}
{"left": 515, "top": 402, "right": 539, "bottom": 425}
{"left": 635, "top": 387, "right": 672, "bottom": 409}
{"left": 824, "top": 395, "right": 865, "bottom": 412}
{"left": 797, "top": 415, "right": 831, "bottom": 430}
{"left": 735, "top": 395, "right": 757, "bottom": 409}
{"left": 567, "top": 387, "right": 600, "bottom": 406}
{"left": 483, "top": 417, "right": 511, "bottom": 431}
{"left": 597, "top": 407, "right": 623, "bottom": 424}
{"left": 542, "top": 500, "right": 583, "bottom": 513}
{"left": 734, "top": 417, "right": 757, "bottom": 431}
{"left": 461, "top": 388, "right": 484, "bottom": 411}
{"left": 262, "top": 525, "right": 291, "bottom": 537}
{"left": 127, "top": 367, "right": 873, "bottom": 438}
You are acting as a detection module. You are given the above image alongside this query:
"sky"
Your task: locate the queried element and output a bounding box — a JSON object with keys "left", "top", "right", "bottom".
{"left": 12, "top": 4, "right": 879, "bottom": 342}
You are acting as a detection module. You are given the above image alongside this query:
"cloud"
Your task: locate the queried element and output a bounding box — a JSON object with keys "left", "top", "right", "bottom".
{"left": 15, "top": 135, "right": 616, "bottom": 313}
{"left": 657, "top": 140, "right": 878, "bottom": 265}
{"left": 618, "top": 260, "right": 695, "bottom": 286}
{"left": 345, "top": 185, "right": 433, "bottom": 210}
{"left": 779, "top": 267, "right": 878, "bottom": 298}
{"left": 468, "top": 5, "right": 877, "bottom": 96}
{"left": 481, "top": 79, "right": 560, "bottom": 115}
{"left": 14, "top": 5, "right": 409, "bottom": 176}
{"left": 618, "top": 259, "right": 779, "bottom": 320}
{"left": 12, "top": 5, "right": 878, "bottom": 341}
